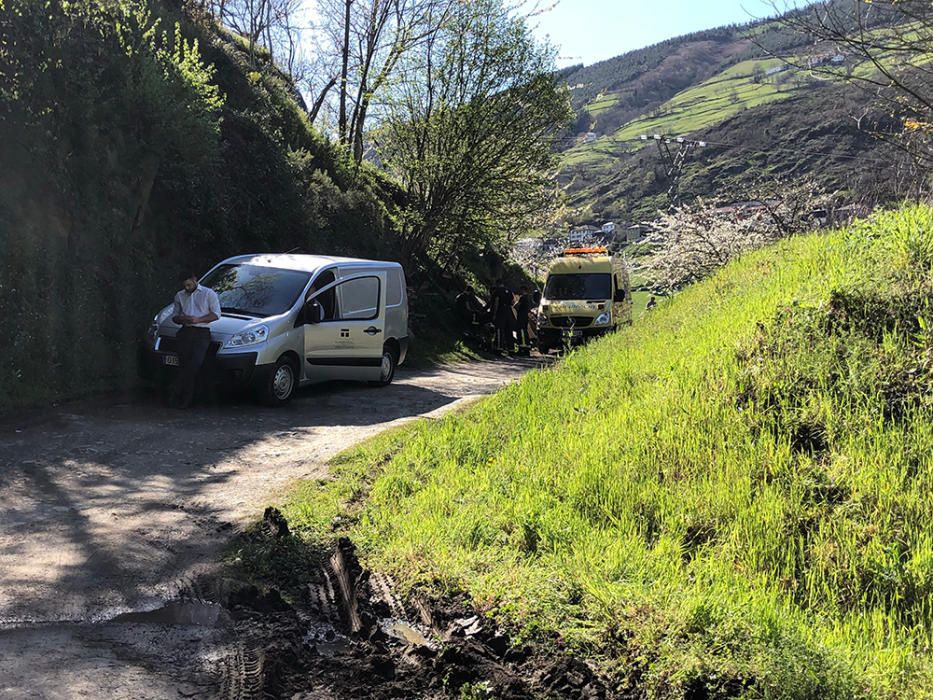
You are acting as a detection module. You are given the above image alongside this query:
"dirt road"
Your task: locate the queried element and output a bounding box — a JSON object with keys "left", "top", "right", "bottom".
{"left": 0, "top": 359, "right": 540, "bottom": 699}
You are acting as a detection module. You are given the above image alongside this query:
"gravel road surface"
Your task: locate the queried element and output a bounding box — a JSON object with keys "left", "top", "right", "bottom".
{"left": 0, "top": 359, "right": 540, "bottom": 698}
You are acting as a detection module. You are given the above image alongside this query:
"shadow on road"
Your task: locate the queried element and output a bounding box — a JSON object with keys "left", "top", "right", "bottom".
{"left": 0, "top": 358, "right": 543, "bottom": 629}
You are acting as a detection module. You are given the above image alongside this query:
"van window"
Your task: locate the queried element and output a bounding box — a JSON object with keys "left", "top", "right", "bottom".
{"left": 308, "top": 270, "right": 337, "bottom": 320}
{"left": 336, "top": 276, "right": 380, "bottom": 320}
{"left": 202, "top": 264, "right": 311, "bottom": 317}
{"left": 544, "top": 273, "right": 611, "bottom": 301}
{"left": 387, "top": 268, "right": 403, "bottom": 307}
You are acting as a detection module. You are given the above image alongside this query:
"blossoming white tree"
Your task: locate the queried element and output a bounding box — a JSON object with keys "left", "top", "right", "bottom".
{"left": 640, "top": 179, "right": 825, "bottom": 292}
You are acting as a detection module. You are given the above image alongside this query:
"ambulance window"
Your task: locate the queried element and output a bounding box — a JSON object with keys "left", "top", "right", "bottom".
{"left": 544, "top": 273, "right": 611, "bottom": 301}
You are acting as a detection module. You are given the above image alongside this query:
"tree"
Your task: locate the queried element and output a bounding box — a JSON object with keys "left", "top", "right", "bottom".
{"left": 775, "top": 0, "right": 933, "bottom": 175}
{"left": 309, "top": 0, "right": 455, "bottom": 162}
{"left": 641, "top": 179, "right": 825, "bottom": 292}
{"left": 203, "top": 0, "right": 304, "bottom": 73}
{"left": 510, "top": 237, "right": 563, "bottom": 284}
{"left": 377, "top": 0, "right": 572, "bottom": 265}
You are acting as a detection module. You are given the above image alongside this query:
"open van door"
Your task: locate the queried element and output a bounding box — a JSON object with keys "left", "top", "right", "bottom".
{"left": 302, "top": 271, "right": 387, "bottom": 382}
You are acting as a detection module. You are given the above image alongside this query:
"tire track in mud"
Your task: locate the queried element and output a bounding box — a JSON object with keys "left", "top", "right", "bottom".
{"left": 217, "top": 534, "right": 610, "bottom": 699}
{"left": 219, "top": 641, "right": 266, "bottom": 700}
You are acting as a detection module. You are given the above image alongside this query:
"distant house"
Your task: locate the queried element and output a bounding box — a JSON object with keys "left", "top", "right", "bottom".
{"left": 765, "top": 64, "right": 789, "bottom": 77}
{"left": 807, "top": 52, "right": 846, "bottom": 69}
{"left": 624, "top": 225, "right": 646, "bottom": 243}
{"left": 583, "top": 132, "right": 598, "bottom": 144}
{"left": 568, "top": 225, "right": 600, "bottom": 245}
{"left": 712, "top": 200, "right": 775, "bottom": 218}
{"left": 601, "top": 222, "right": 617, "bottom": 235}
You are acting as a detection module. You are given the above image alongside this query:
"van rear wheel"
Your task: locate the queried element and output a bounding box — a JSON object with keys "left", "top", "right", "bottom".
{"left": 375, "top": 346, "right": 398, "bottom": 386}
{"left": 260, "top": 356, "right": 297, "bottom": 406}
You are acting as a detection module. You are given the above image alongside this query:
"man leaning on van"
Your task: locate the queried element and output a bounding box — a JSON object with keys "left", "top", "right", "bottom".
{"left": 169, "top": 270, "right": 220, "bottom": 408}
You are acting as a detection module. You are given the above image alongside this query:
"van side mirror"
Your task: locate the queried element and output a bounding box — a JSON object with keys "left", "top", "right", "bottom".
{"left": 303, "top": 299, "right": 323, "bottom": 325}
{"left": 614, "top": 289, "right": 627, "bottom": 303}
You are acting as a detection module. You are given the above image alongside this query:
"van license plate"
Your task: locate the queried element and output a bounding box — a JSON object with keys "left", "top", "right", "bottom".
{"left": 572, "top": 330, "right": 583, "bottom": 338}
{"left": 162, "top": 354, "right": 180, "bottom": 367}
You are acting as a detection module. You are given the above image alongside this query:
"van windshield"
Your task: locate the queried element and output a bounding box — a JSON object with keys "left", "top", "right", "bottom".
{"left": 544, "top": 273, "right": 611, "bottom": 301}
{"left": 200, "top": 264, "right": 311, "bottom": 317}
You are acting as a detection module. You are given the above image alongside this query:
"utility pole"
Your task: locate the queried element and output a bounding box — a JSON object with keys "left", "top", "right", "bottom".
{"left": 640, "top": 134, "right": 706, "bottom": 206}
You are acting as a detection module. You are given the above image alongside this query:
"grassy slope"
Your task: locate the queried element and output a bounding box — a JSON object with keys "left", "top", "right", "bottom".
{"left": 614, "top": 58, "right": 795, "bottom": 139}
{"left": 562, "top": 78, "right": 896, "bottom": 226}
{"left": 279, "top": 205, "right": 933, "bottom": 698}
{"left": 561, "top": 58, "right": 814, "bottom": 173}
{"left": 558, "top": 18, "right": 918, "bottom": 224}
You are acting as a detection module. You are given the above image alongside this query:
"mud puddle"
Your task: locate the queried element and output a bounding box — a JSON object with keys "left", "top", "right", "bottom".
{"left": 112, "top": 600, "right": 233, "bottom": 628}
{"left": 23, "top": 518, "right": 609, "bottom": 698}
{"left": 207, "top": 521, "right": 610, "bottom": 699}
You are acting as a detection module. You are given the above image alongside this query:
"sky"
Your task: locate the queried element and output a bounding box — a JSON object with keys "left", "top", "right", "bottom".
{"left": 297, "top": 1, "right": 789, "bottom": 70}
{"left": 527, "top": 0, "right": 783, "bottom": 67}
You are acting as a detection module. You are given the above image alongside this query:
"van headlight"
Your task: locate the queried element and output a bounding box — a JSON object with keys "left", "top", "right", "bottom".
{"left": 225, "top": 325, "right": 269, "bottom": 348}
{"left": 148, "top": 305, "right": 174, "bottom": 342}
{"left": 594, "top": 312, "right": 611, "bottom": 326}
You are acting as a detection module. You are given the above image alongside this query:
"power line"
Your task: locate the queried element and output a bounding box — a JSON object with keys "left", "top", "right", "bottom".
{"left": 633, "top": 134, "right": 704, "bottom": 204}
{"left": 688, "top": 136, "right": 892, "bottom": 163}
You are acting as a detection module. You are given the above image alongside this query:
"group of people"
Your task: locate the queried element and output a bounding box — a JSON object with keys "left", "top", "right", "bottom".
{"left": 455, "top": 280, "right": 541, "bottom": 355}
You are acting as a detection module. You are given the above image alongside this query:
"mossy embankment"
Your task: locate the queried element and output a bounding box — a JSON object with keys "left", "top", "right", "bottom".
{"left": 270, "top": 205, "right": 933, "bottom": 698}
{"left": 0, "top": 0, "right": 397, "bottom": 407}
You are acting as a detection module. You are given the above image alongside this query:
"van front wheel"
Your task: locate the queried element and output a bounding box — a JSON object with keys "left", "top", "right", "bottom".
{"left": 260, "top": 356, "right": 297, "bottom": 406}
{"left": 376, "top": 346, "right": 398, "bottom": 386}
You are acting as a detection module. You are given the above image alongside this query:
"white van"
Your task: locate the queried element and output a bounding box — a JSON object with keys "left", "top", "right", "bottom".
{"left": 146, "top": 254, "right": 409, "bottom": 405}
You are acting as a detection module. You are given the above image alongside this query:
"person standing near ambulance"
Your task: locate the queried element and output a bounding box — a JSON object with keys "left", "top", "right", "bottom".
{"left": 169, "top": 271, "right": 220, "bottom": 408}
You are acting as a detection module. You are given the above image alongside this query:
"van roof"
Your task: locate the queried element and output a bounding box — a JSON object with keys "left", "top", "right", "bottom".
{"left": 220, "top": 253, "right": 402, "bottom": 274}
{"left": 548, "top": 254, "right": 613, "bottom": 275}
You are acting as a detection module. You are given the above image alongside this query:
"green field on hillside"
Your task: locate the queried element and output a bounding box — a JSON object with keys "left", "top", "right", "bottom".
{"left": 562, "top": 57, "right": 810, "bottom": 172}
{"left": 646, "top": 58, "right": 793, "bottom": 134}
{"left": 587, "top": 90, "right": 628, "bottom": 117}
{"left": 274, "top": 206, "right": 933, "bottom": 698}
{"left": 561, "top": 138, "right": 631, "bottom": 168}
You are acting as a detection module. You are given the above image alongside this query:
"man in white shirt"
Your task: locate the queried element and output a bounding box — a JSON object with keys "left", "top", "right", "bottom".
{"left": 169, "top": 271, "right": 221, "bottom": 408}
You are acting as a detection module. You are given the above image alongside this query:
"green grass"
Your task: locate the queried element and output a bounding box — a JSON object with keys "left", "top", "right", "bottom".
{"left": 630, "top": 289, "right": 654, "bottom": 320}
{"left": 586, "top": 90, "right": 626, "bottom": 117}
{"left": 613, "top": 58, "right": 802, "bottom": 142}
{"left": 276, "top": 206, "right": 933, "bottom": 698}
{"left": 561, "top": 139, "right": 631, "bottom": 167}
{"left": 562, "top": 58, "right": 808, "bottom": 172}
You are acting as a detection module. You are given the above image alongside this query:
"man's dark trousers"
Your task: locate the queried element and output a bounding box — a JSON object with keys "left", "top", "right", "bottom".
{"left": 172, "top": 326, "right": 211, "bottom": 407}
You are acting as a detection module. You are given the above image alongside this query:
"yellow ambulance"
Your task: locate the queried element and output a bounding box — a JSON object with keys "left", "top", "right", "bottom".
{"left": 536, "top": 247, "right": 631, "bottom": 353}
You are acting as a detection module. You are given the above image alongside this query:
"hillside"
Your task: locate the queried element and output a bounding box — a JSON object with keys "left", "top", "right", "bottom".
{"left": 272, "top": 205, "right": 933, "bottom": 698}
{"left": 570, "top": 82, "right": 896, "bottom": 223}
{"left": 0, "top": 0, "right": 398, "bottom": 406}
{"left": 560, "top": 19, "right": 808, "bottom": 135}
{"left": 557, "top": 10, "right": 904, "bottom": 225}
